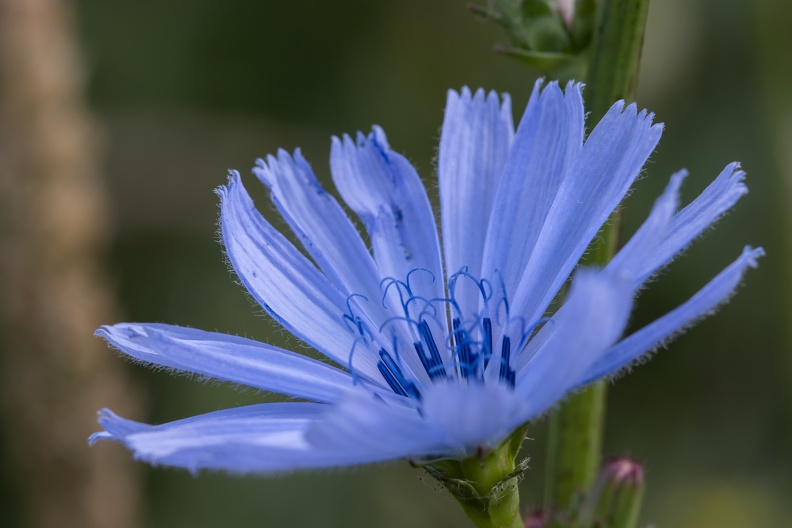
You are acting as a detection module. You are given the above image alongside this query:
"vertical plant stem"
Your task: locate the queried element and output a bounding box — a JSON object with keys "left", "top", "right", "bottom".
{"left": 755, "top": 0, "right": 792, "bottom": 426}
{"left": 545, "top": 0, "right": 651, "bottom": 510}
{"left": 584, "top": 0, "right": 652, "bottom": 124}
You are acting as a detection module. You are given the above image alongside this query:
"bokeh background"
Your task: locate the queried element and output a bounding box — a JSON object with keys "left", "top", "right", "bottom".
{"left": 1, "top": 0, "right": 790, "bottom": 527}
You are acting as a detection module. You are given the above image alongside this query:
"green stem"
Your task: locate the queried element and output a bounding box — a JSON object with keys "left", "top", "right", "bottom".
{"left": 584, "top": 0, "right": 652, "bottom": 124}
{"left": 545, "top": 381, "right": 608, "bottom": 509}
{"left": 544, "top": 0, "right": 650, "bottom": 511}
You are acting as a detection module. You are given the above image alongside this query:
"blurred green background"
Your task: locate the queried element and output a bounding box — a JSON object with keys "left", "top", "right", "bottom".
{"left": 3, "top": 0, "right": 791, "bottom": 526}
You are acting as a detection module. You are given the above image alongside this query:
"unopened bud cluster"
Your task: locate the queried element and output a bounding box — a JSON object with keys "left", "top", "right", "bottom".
{"left": 469, "top": 0, "right": 597, "bottom": 78}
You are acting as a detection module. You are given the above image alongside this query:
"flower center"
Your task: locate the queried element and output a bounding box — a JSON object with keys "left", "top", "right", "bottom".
{"left": 347, "top": 267, "right": 519, "bottom": 400}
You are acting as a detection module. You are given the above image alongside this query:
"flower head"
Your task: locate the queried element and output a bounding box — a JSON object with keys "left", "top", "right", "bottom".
{"left": 91, "top": 81, "right": 761, "bottom": 475}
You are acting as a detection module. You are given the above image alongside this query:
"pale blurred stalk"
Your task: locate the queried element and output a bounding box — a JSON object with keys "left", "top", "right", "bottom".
{"left": 545, "top": 0, "right": 650, "bottom": 510}
{"left": 0, "top": 1, "right": 141, "bottom": 527}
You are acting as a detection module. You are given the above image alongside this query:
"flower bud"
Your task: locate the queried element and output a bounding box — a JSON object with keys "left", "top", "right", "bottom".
{"left": 577, "top": 457, "right": 645, "bottom": 528}
{"left": 555, "top": 0, "right": 576, "bottom": 31}
{"left": 523, "top": 509, "right": 550, "bottom": 528}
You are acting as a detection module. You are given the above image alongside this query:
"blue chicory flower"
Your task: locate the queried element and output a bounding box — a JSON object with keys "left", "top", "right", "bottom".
{"left": 91, "top": 81, "right": 761, "bottom": 474}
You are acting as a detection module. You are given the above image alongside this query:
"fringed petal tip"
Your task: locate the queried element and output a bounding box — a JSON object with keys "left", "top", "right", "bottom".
{"left": 252, "top": 148, "right": 320, "bottom": 193}
{"left": 724, "top": 160, "right": 744, "bottom": 174}
{"left": 335, "top": 127, "right": 386, "bottom": 150}
{"left": 330, "top": 126, "right": 386, "bottom": 161}
{"left": 88, "top": 431, "right": 111, "bottom": 446}
{"left": 89, "top": 408, "right": 146, "bottom": 446}
{"left": 530, "top": 77, "right": 565, "bottom": 93}
{"left": 669, "top": 168, "right": 689, "bottom": 185}
{"left": 98, "top": 408, "right": 150, "bottom": 437}
{"left": 742, "top": 245, "right": 765, "bottom": 267}
{"left": 447, "top": 86, "right": 512, "bottom": 110}
{"left": 723, "top": 161, "right": 748, "bottom": 189}
{"left": 600, "top": 99, "right": 663, "bottom": 135}
{"left": 215, "top": 169, "right": 242, "bottom": 199}
{"left": 251, "top": 154, "right": 277, "bottom": 186}
{"left": 94, "top": 322, "right": 140, "bottom": 345}
{"left": 653, "top": 169, "right": 687, "bottom": 213}
{"left": 94, "top": 324, "right": 131, "bottom": 350}
{"left": 534, "top": 79, "right": 586, "bottom": 104}
{"left": 94, "top": 323, "right": 126, "bottom": 340}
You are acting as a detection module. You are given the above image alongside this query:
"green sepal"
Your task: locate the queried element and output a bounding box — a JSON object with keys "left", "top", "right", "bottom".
{"left": 420, "top": 425, "right": 531, "bottom": 528}
{"left": 517, "top": 0, "right": 570, "bottom": 51}
{"left": 493, "top": 47, "right": 585, "bottom": 80}
{"left": 470, "top": 0, "right": 597, "bottom": 79}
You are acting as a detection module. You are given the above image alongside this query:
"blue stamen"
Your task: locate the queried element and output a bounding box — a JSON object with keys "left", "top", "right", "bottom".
{"left": 345, "top": 293, "right": 368, "bottom": 315}
{"left": 377, "top": 349, "right": 421, "bottom": 400}
{"left": 377, "top": 363, "right": 407, "bottom": 397}
{"left": 380, "top": 277, "right": 411, "bottom": 310}
{"left": 414, "top": 343, "right": 446, "bottom": 380}
{"left": 342, "top": 314, "right": 370, "bottom": 339}
{"left": 346, "top": 336, "right": 371, "bottom": 387}
{"left": 491, "top": 270, "right": 511, "bottom": 325}
{"left": 415, "top": 321, "right": 447, "bottom": 380}
{"left": 406, "top": 267, "right": 436, "bottom": 291}
{"left": 482, "top": 317, "right": 493, "bottom": 369}
{"left": 404, "top": 295, "right": 438, "bottom": 320}
{"left": 342, "top": 293, "right": 373, "bottom": 340}
{"left": 499, "top": 336, "right": 516, "bottom": 388}
{"left": 452, "top": 318, "right": 477, "bottom": 379}
{"left": 448, "top": 267, "right": 491, "bottom": 306}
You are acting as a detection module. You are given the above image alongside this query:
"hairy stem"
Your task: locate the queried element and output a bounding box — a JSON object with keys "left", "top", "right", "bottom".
{"left": 545, "top": 0, "right": 651, "bottom": 510}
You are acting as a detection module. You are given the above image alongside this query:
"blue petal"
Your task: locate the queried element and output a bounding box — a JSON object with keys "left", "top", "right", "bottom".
{"left": 309, "top": 383, "right": 532, "bottom": 459}
{"left": 632, "top": 163, "right": 749, "bottom": 285}
{"left": 579, "top": 246, "right": 764, "bottom": 386}
{"left": 511, "top": 268, "right": 634, "bottom": 417}
{"left": 329, "top": 128, "right": 449, "bottom": 368}
{"left": 305, "top": 391, "right": 450, "bottom": 458}
{"left": 90, "top": 404, "right": 342, "bottom": 474}
{"left": 514, "top": 171, "right": 682, "bottom": 370}
{"left": 439, "top": 88, "right": 513, "bottom": 316}
{"left": 508, "top": 97, "right": 662, "bottom": 334}
{"left": 97, "top": 323, "right": 353, "bottom": 403}
{"left": 481, "top": 81, "right": 584, "bottom": 310}
{"left": 329, "top": 127, "right": 445, "bottom": 307}
{"left": 253, "top": 150, "right": 382, "bottom": 307}
{"left": 606, "top": 170, "right": 686, "bottom": 281}
{"left": 419, "top": 383, "right": 531, "bottom": 452}
{"left": 254, "top": 150, "right": 419, "bottom": 376}
{"left": 218, "top": 173, "right": 380, "bottom": 379}
{"left": 93, "top": 399, "right": 445, "bottom": 474}
{"left": 93, "top": 404, "right": 323, "bottom": 448}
